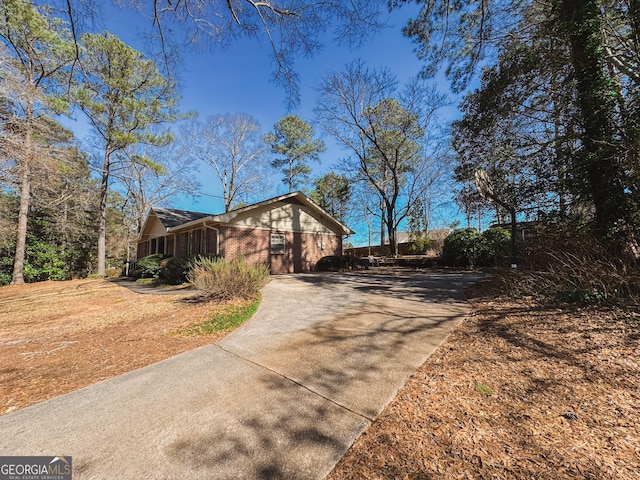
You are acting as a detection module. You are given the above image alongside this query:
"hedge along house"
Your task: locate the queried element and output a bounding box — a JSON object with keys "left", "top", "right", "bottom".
{"left": 135, "top": 192, "right": 354, "bottom": 274}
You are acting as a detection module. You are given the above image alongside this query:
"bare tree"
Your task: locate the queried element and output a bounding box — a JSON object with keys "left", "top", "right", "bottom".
{"left": 49, "top": 0, "right": 387, "bottom": 106}
{"left": 183, "top": 113, "right": 267, "bottom": 212}
{"left": 117, "top": 138, "right": 201, "bottom": 232}
{"left": 316, "top": 60, "right": 448, "bottom": 256}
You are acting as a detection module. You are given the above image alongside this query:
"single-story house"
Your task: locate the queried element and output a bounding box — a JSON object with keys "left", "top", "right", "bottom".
{"left": 135, "top": 191, "right": 354, "bottom": 274}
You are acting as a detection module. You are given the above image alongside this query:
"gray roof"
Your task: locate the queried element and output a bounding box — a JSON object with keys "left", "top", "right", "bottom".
{"left": 152, "top": 208, "right": 211, "bottom": 229}
{"left": 161, "top": 192, "right": 354, "bottom": 236}
{"left": 144, "top": 192, "right": 354, "bottom": 237}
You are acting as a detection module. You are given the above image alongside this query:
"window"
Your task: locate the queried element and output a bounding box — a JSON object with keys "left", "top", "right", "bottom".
{"left": 270, "top": 233, "right": 286, "bottom": 254}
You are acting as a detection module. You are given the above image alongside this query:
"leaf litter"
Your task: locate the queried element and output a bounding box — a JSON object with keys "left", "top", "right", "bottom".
{"left": 0, "top": 279, "right": 242, "bottom": 415}
{"left": 327, "top": 278, "right": 640, "bottom": 480}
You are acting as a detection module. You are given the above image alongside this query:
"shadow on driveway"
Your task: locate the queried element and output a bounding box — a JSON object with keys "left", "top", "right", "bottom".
{"left": 2, "top": 269, "right": 482, "bottom": 479}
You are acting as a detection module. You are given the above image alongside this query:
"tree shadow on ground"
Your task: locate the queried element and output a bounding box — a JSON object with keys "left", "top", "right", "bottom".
{"left": 165, "top": 269, "right": 485, "bottom": 479}
{"left": 289, "top": 269, "right": 484, "bottom": 304}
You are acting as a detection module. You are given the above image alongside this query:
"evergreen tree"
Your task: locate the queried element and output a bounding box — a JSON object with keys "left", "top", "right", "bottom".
{"left": 264, "top": 114, "right": 326, "bottom": 192}
{"left": 0, "top": 0, "right": 75, "bottom": 284}
{"left": 72, "top": 31, "right": 182, "bottom": 275}
{"left": 310, "top": 172, "right": 351, "bottom": 222}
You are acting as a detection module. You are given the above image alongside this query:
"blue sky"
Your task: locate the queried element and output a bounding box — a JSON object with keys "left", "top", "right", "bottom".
{"left": 88, "top": 3, "right": 464, "bottom": 244}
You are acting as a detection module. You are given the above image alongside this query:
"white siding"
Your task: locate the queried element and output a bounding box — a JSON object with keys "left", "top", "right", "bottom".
{"left": 145, "top": 215, "right": 169, "bottom": 237}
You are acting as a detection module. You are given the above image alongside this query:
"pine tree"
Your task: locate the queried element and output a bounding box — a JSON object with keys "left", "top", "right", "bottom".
{"left": 72, "top": 32, "right": 182, "bottom": 275}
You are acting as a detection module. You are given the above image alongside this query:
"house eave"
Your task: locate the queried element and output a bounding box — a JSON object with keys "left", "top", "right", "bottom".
{"left": 165, "top": 192, "right": 354, "bottom": 236}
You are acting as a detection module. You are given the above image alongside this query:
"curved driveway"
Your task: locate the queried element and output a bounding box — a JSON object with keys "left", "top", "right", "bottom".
{"left": 0, "top": 270, "right": 482, "bottom": 479}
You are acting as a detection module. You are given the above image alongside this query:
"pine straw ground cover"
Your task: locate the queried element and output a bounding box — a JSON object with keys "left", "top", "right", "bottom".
{"left": 328, "top": 278, "right": 640, "bottom": 480}
{"left": 0, "top": 279, "right": 250, "bottom": 416}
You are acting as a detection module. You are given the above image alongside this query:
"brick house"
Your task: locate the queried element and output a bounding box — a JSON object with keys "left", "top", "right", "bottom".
{"left": 135, "top": 192, "right": 354, "bottom": 274}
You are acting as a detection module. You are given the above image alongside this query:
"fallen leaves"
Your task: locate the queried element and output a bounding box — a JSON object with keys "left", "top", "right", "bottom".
{"left": 0, "top": 279, "right": 230, "bottom": 415}
{"left": 328, "top": 279, "right": 640, "bottom": 480}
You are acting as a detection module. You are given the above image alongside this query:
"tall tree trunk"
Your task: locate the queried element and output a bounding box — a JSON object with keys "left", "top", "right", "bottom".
{"left": 386, "top": 202, "right": 397, "bottom": 257}
{"left": 379, "top": 198, "right": 386, "bottom": 249}
{"left": 553, "top": 115, "right": 568, "bottom": 218}
{"left": 559, "top": 0, "right": 629, "bottom": 245}
{"left": 11, "top": 98, "right": 35, "bottom": 286}
{"left": 97, "top": 150, "right": 111, "bottom": 275}
{"left": 509, "top": 208, "right": 517, "bottom": 268}
{"left": 11, "top": 163, "right": 30, "bottom": 285}
{"left": 288, "top": 159, "right": 294, "bottom": 193}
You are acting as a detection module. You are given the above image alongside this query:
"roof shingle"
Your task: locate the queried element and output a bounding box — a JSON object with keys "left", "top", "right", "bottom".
{"left": 152, "top": 208, "right": 211, "bottom": 229}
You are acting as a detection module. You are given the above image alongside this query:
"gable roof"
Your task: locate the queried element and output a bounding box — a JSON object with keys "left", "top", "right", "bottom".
{"left": 146, "top": 192, "right": 354, "bottom": 236}
{"left": 205, "top": 192, "right": 353, "bottom": 235}
{"left": 152, "top": 208, "right": 211, "bottom": 229}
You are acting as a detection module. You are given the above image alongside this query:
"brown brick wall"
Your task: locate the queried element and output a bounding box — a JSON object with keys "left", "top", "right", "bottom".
{"left": 218, "top": 226, "right": 270, "bottom": 267}
{"left": 218, "top": 226, "right": 342, "bottom": 274}
{"left": 137, "top": 226, "right": 343, "bottom": 274}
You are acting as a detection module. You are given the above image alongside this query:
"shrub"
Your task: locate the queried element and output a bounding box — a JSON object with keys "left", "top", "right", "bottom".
{"left": 409, "top": 234, "right": 433, "bottom": 254}
{"left": 442, "top": 228, "right": 511, "bottom": 268}
{"left": 477, "top": 228, "right": 511, "bottom": 267}
{"left": 188, "top": 256, "right": 270, "bottom": 300}
{"left": 0, "top": 256, "right": 13, "bottom": 286}
{"left": 136, "top": 253, "right": 167, "bottom": 279}
{"left": 315, "top": 255, "right": 340, "bottom": 271}
{"left": 315, "top": 255, "right": 366, "bottom": 271}
{"left": 442, "top": 228, "right": 481, "bottom": 267}
{"left": 160, "top": 254, "right": 221, "bottom": 284}
{"left": 24, "top": 241, "right": 67, "bottom": 282}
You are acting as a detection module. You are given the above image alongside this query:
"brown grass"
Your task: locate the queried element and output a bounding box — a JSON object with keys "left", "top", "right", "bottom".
{"left": 327, "top": 278, "right": 640, "bottom": 479}
{"left": 0, "top": 279, "right": 245, "bottom": 416}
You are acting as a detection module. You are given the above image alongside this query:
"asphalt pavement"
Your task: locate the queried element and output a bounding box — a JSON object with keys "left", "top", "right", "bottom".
{"left": 0, "top": 269, "right": 482, "bottom": 479}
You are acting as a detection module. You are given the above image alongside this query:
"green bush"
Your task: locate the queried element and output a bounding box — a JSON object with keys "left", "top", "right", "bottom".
{"left": 188, "top": 256, "right": 270, "bottom": 300}
{"left": 24, "top": 241, "right": 67, "bottom": 282}
{"left": 315, "top": 255, "right": 340, "bottom": 270}
{"left": 442, "top": 228, "right": 481, "bottom": 267}
{"left": 409, "top": 234, "right": 433, "bottom": 254}
{"left": 442, "top": 228, "right": 511, "bottom": 268}
{"left": 477, "top": 228, "right": 511, "bottom": 267}
{"left": 161, "top": 254, "right": 220, "bottom": 284}
{"left": 0, "top": 256, "right": 13, "bottom": 286}
{"left": 136, "top": 253, "right": 167, "bottom": 279}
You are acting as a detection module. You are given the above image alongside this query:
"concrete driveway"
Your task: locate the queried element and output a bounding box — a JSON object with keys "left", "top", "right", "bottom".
{"left": 0, "top": 270, "right": 482, "bottom": 479}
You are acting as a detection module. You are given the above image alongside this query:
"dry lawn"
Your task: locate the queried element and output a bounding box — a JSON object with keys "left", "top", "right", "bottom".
{"left": 0, "top": 279, "right": 236, "bottom": 416}
{"left": 328, "top": 279, "right": 640, "bottom": 479}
